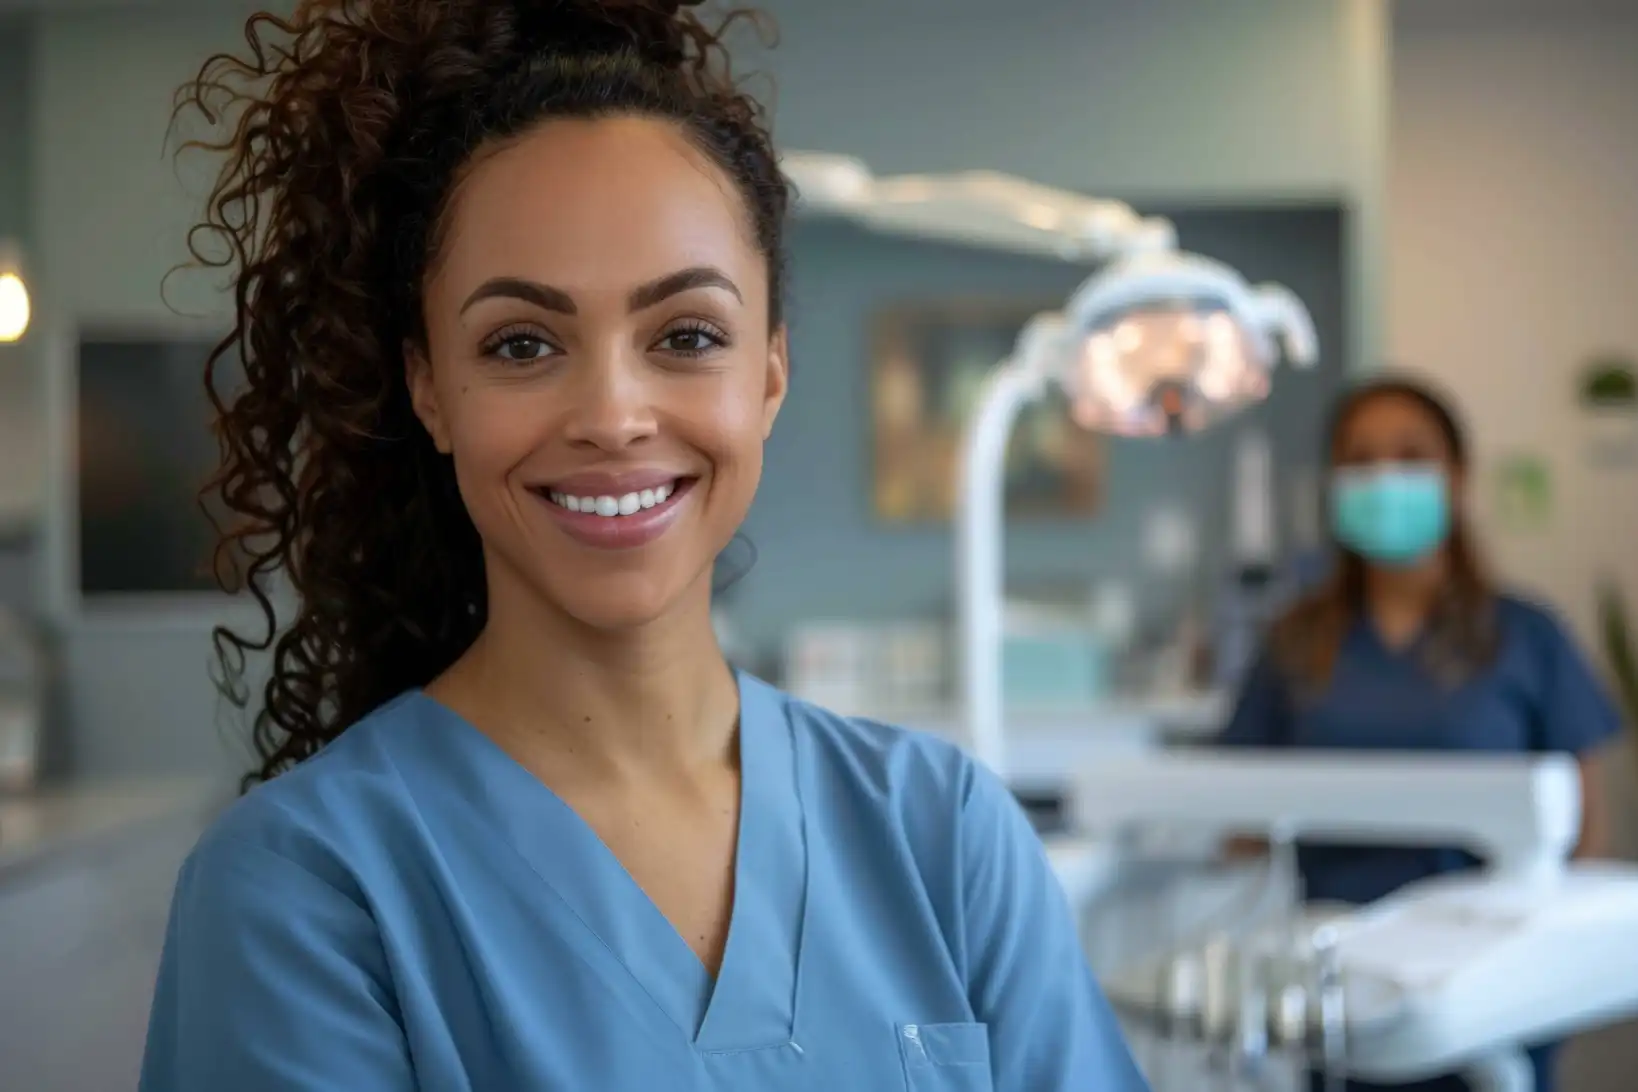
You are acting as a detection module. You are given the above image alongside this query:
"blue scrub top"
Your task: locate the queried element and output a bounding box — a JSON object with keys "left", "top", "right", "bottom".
{"left": 1219, "top": 594, "right": 1621, "bottom": 906}
{"left": 140, "top": 671, "right": 1148, "bottom": 1092}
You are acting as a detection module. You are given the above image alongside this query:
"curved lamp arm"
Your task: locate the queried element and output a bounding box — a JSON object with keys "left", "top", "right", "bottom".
{"left": 1250, "top": 282, "right": 1321, "bottom": 368}
{"left": 956, "top": 357, "right": 1050, "bottom": 779}
{"left": 954, "top": 266, "right": 1319, "bottom": 782}
{"left": 782, "top": 151, "right": 1176, "bottom": 265}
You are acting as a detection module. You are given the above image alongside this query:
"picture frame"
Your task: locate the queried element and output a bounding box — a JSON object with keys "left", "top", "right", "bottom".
{"left": 869, "top": 298, "right": 1103, "bottom": 523}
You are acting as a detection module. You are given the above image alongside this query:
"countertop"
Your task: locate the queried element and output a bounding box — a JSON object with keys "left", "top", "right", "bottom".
{"left": 0, "top": 776, "right": 229, "bottom": 882}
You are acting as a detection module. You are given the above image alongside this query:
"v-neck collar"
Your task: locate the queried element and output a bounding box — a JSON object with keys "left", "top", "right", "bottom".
{"left": 394, "top": 670, "right": 810, "bottom": 1053}
{"left": 1358, "top": 617, "right": 1425, "bottom": 659}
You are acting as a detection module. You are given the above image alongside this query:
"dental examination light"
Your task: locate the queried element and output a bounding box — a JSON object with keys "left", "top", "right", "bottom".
{"left": 954, "top": 250, "right": 1319, "bottom": 780}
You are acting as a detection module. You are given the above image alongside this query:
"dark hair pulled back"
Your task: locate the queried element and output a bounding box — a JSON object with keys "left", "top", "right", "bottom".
{"left": 176, "top": 0, "right": 790, "bottom": 788}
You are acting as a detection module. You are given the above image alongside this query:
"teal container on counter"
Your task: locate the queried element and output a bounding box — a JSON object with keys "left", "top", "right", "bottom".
{"left": 1001, "top": 626, "right": 1109, "bottom": 708}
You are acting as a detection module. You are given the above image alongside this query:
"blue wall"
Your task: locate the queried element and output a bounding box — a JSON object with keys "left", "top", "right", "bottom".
{"left": 729, "top": 205, "right": 1347, "bottom": 661}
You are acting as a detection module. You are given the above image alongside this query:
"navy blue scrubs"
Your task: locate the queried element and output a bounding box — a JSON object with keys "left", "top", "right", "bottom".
{"left": 1219, "top": 594, "right": 1621, "bottom": 1092}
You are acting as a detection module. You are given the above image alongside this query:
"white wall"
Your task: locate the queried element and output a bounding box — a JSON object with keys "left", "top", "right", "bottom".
{"left": 1387, "top": 8, "right": 1638, "bottom": 1087}
{"left": 1387, "top": 2, "right": 1638, "bottom": 647}
{"left": 16, "top": 0, "right": 1389, "bottom": 777}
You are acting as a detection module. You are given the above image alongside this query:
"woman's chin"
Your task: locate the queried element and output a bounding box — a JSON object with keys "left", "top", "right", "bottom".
{"left": 542, "top": 571, "right": 703, "bottom": 634}
{"left": 483, "top": 535, "right": 722, "bottom": 636}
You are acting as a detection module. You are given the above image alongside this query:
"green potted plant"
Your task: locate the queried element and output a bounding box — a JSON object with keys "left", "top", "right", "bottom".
{"left": 1597, "top": 579, "right": 1638, "bottom": 733}
{"left": 1581, "top": 357, "right": 1637, "bottom": 407}
{"left": 1581, "top": 355, "right": 1638, "bottom": 468}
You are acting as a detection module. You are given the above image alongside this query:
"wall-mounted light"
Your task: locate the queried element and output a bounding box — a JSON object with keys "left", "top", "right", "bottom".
{"left": 0, "top": 240, "right": 32, "bottom": 344}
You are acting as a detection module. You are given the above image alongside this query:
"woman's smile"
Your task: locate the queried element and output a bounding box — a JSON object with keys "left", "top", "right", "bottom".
{"left": 531, "top": 474, "right": 700, "bottom": 550}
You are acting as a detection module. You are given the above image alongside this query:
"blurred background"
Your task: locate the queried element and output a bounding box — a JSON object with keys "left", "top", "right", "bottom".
{"left": 1, "top": 0, "right": 1637, "bottom": 1089}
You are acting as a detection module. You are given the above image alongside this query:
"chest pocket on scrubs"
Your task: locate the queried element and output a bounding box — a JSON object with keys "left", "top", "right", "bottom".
{"left": 898, "top": 1022, "right": 994, "bottom": 1092}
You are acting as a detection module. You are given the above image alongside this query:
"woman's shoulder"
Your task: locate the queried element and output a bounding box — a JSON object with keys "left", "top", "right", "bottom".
{"left": 748, "top": 675, "right": 1017, "bottom": 873}
{"left": 1492, "top": 590, "right": 1577, "bottom": 644}
{"left": 758, "top": 677, "right": 982, "bottom": 810}
{"left": 184, "top": 693, "right": 429, "bottom": 891}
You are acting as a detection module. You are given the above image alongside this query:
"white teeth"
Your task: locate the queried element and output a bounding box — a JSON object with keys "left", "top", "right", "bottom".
{"left": 546, "top": 480, "right": 680, "bottom": 518}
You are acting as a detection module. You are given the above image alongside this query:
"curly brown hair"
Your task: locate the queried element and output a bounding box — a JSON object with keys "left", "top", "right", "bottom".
{"left": 175, "top": 0, "right": 790, "bottom": 790}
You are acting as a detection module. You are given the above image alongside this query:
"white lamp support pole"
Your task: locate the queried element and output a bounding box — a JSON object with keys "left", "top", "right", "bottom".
{"left": 956, "top": 356, "right": 1049, "bottom": 781}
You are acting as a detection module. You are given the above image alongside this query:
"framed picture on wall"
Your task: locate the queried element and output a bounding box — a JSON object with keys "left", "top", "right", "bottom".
{"left": 869, "top": 299, "right": 1104, "bottom": 523}
{"left": 75, "top": 332, "right": 251, "bottom": 600}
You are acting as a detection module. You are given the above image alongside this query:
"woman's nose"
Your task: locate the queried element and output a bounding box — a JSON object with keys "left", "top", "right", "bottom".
{"left": 560, "top": 352, "right": 659, "bottom": 452}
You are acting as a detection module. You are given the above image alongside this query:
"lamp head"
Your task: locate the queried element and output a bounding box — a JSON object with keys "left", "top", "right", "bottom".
{"left": 1033, "top": 251, "right": 1319, "bottom": 438}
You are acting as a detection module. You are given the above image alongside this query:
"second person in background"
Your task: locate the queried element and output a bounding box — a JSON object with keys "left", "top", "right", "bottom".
{"left": 1219, "top": 375, "right": 1622, "bottom": 1092}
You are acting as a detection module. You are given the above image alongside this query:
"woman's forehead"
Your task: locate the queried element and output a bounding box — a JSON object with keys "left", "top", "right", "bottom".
{"left": 433, "top": 117, "right": 764, "bottom": 301}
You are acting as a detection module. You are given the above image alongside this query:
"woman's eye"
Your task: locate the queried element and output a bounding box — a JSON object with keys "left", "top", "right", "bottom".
{"left": 658, "top": 327, "right": 725, "bottom": 356}
{"left": 492, "top": 335, "right": 554, "bottom": 363}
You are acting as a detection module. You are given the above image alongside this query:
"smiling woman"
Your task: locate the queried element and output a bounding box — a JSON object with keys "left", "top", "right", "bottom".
{"left": 137, "top": 3, "right": 1151, "bottom": 1092}
{"left": 405, "top": 114, "right": 783, "bottom": 635}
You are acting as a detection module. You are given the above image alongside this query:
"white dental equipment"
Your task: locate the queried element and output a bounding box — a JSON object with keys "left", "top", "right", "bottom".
{"left": 955, "top": 256, "right": 1319, "bottom": 782}
{"left": 1073, "top": 751, "right": 1638, "bottom": 1090}
{"left": 1072, "top": 751, "right": 1583, "bottom": 880}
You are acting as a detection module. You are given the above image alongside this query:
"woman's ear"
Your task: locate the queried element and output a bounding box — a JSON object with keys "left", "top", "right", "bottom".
{"left": 762, "top": 325, "right": 789, "bottom": 439}
{"left": 405, "top": 342, "right": 452, "bottom": 454}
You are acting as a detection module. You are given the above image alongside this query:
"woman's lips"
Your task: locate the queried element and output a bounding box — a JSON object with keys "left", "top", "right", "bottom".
{"left": 530, "top": 477, "right": 697, "bottom": 550}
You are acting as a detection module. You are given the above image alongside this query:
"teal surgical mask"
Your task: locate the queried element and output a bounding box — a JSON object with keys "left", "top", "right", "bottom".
{"left": 1329, "top": 463, "right": 1450, "bottom": 565}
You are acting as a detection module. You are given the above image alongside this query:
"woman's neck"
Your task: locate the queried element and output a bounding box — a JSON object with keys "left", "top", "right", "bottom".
{"left": 432, "top": 569, "right": 740, "bottom": 782}
{"left": 1362, "top": 550, "right": 1448, "bottom": 643}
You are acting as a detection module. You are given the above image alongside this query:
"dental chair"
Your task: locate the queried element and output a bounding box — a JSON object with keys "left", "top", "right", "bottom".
{"left": 1062, "top": 751, "right": 1638, "bottom": 1091}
